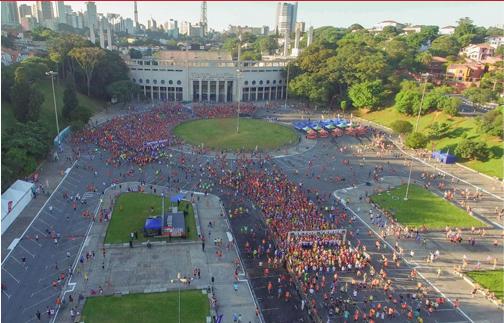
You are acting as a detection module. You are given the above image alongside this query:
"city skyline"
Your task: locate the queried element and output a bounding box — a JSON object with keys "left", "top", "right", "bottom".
{"left": 16, "top": 1, "right": 504, "bottom": 31}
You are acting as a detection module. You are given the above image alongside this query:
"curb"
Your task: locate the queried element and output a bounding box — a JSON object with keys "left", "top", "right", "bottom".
{"left": 461, "top": 273, "right": 503, "bottom": 308}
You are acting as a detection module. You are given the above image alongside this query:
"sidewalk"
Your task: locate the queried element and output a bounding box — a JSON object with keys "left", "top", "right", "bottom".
{"left": 54, "top": 184, "right": 258, "bottom": 323}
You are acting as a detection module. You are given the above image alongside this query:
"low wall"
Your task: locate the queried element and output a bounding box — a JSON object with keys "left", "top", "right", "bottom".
{"left": 1, "top": 180, "right": 34, "bottom": 234}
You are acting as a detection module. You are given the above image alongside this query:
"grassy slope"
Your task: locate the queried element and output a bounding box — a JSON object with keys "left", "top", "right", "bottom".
{"left": 370, "top": 184, "right": 485, "bottom": 229}
{"left": 105, "top": 192, "right": 197, "bottom": 244}
{"left": 174, "top": 118, "right": 299, "bottom": 151}
{"left": 357, "top": 108, "right": 503, "bottom": 179}
{"left": 466, "top": 270, "right": 504, "bottom": 301}
{"left": 82, "top": 290, "right": 209, "bottom": 323}
{"left": 1, "top": 79, "right": 106, "bottom": 136}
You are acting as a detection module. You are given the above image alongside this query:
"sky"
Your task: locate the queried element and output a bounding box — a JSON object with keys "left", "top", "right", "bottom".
{"left": 18, "top": 1, "right": 504, "bottom": 31}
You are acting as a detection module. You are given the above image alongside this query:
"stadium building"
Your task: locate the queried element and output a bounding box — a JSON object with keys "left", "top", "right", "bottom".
{"left": 127, "top": 51, "right": 289, "bottom": 103}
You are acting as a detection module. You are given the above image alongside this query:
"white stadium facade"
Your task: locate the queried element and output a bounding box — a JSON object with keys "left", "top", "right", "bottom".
{"left": 127, "top": 51, "right": 290, "bottom": 103}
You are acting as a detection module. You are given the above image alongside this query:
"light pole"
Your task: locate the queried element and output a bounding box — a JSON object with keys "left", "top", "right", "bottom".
{"left": 404, "top": 73, "right": 430, "bottom": 200}
{"left": 284, "top": 62, "right": 290, "bottom": 110}
{"left": 46, "top": 71, "right": 61, "bottom": 144}
{"left": 161, "top": 193, "right": 165, "bottom": 215}
{"left": 236, "top": 34, "right": 242, "bottom": 134}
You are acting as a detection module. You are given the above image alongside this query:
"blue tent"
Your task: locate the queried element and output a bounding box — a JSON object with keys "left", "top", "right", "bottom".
{"left": 432, "top": 151, "right": 456, "bottom": 164}
{"left": 144, "top": 216, "right": 162, "bottom": 237}
{"left": 170, "top": 193, "right": 185, "bottom": 203}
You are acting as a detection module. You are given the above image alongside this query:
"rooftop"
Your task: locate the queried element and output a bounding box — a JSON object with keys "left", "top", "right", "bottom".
{"left": 157, "top": 50, "right": 232, "bottom": 61}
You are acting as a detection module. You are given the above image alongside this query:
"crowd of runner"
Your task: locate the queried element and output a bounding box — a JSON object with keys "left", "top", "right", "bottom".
{"left": 58, "top": 102, "right": 500, "bottom": 322}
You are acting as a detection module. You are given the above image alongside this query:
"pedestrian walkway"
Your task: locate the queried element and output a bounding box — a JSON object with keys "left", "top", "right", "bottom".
{"left": 54, "top": 184, "right": 258, "bottom": 323}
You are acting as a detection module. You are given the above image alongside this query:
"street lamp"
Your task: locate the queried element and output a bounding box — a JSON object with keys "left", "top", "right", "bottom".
{"left": 236, "top": 34, "right": 242, "bottom": 134}
{"left": 161, "top": 193, "right": 165, "bottom": 215}
{"left": 404, "top": 73, "right": 430, "bottom": 200}
{"left": 46, "top": 71, "right": 61, "bottom": 145}
{"left": 284, "top": 62, "right": 290, "bottom": 110}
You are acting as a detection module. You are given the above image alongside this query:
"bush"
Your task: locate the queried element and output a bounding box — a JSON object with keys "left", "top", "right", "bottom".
{"left": 390, "top": 120, "right": 413, "bottom": 134}
{"left": 455, "top": 139, "right": 489, "bottom": 160}
{"left": 405, "top": 132, "right": 429, "bottom": 149}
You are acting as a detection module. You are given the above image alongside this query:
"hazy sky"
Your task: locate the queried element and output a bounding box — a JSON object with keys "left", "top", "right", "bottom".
{"left": 19, "top": 1, "right": 504, "bottom": 31}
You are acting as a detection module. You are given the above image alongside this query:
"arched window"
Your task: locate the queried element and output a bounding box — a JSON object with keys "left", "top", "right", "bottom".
{"left": 279, "top": 80, "right": 282, "bottom": 84}
{"left": 252, "top": 80, "right": 256, "bottom": 85}
{"left": 272, "top": 80, "right": 276, "bottom": 84}
{"left": 259, "top": 80, "right": 263, "bottom": 85}
{"left": 153, "top": 79, "right": 157, "bottom": 84}
{"left": 132, "top": 78, "right": 136, "bottom": 82}
{"left": 146, "top": 79, "right": 150, "bottom": 84}
{"left": 177, "top": 80, "right": 182, "bottom": 85}
{"left": 139, "top": 79, "right": 143, "bottom": 83}
{"left": 161, "top": 80, "right": 165, "bottom": 84}
{"left": 244, "top": 81, "right": 249, "bottom": 85}
{"left": 266, "top": 80, "right": 270, "bottom": 84}
{"left": 169, "top": 80, "right": 173, "bottom": 85}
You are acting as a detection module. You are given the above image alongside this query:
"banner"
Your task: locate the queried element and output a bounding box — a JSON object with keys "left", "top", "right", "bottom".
{"left": 8, "top": 201, "right": 13, "bottom": 213}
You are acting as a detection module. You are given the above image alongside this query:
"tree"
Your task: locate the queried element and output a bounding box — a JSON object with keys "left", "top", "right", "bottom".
{"left": 11, "top": 82, "right": 44, "bottom": 122}
{"left": 405, "top": 132, "right": 429, "bottom": 149}
{"left": 455, "top": 139, "right": 489, "bottom": 160}
{"left": 240, "top": 50, "right": 261, "bottom": 61}
{"left": 453, "top": 17, "right": 486, "bottom": 47}
{"left": 423, "top": 86, "right": 452, "bottom": 112}
{"left": 394, "top": 88, "right": 421, "bottom": 115}
{"left": 429, "top": 35, "right": 460, "bottom": 57}
{"left": 69, "top": 47, "right": 105, "bottom": 96}
{"left": 256, "top": 36, "right": 278, "bottom": 54}
{"left": 348, "top": 80, "right": 385, "bottom": 110}
{"left": 476, "top": 108, "right": 503, "bottom": 138}
{"left": 463, "top": 87, "right": 494, "bottom": 107}
{"left": 288, "top": 73, "right": 331, "bottom": 104}
{"left": 442, "top": 96, "right": 461, "bottom": 116}
{"left": 428, "top": 121, "right": 450, "bottom": 138}
{"left": 63, "top": 78, "right": 78, "bottom": 121}
{"left": 340, "top": 100, "right": 348, "bottom": 113}
{"left": 390, "top": 120, "right": 413, "bottom": 135}
{"left": 129, "top": 48, "right": 142, "bottom": 59}
{"left": 106, "top": 80, "right": 139, "bottom": 103}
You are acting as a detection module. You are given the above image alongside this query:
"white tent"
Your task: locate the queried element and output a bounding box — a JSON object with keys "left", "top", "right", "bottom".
{"left": 1, "top": 180, "right": 34, "bottom": 234}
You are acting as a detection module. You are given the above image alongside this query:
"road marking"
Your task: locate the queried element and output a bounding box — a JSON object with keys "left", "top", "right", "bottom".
{"left": 2, "top": 267, "right": 20, "bottom": 283}
{"left": 30, "top": 284, "right": 53, "bottom": 297}
{"left": 18, "top": 244, "right": 35, "bottom": 258}
{"left": 333, "top": 189, "right": 475, "bottom": 323}
{"left": 1, "top": 158, "right": 78, "bottom": 265}
{"left": 2, "top": 289, "right": 11, "bottom": 299}
{"left": 21, "top": 291, "right": 60, "bottom": 313}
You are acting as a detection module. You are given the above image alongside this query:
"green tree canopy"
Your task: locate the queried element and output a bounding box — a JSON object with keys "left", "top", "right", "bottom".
{"left": 106, "top": 80, "right": 140, "bottom": 103}
{"left": 455, "top": 138, "right": 489, "bottom": 160}
{"left": 390, "top": 120, "right": 413, "bottom": 134}
{"left": 405, "top": 132, "right": 429, "bottom": 149}
{"left": 429, "top": 35, "right": 460, "bottom": 57}
{"left": 348, "top": 80, "right": 385, "bottom": 110}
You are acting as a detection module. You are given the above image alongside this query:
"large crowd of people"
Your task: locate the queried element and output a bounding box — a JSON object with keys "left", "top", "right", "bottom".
{"left": 60, "top": 101, "right": 500, "bottom": 322}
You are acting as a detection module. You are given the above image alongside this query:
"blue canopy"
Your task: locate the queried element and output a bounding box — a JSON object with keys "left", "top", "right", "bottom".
{"left": 170, "top": 193, "right": 184, "bottom": 203}
{"left": 144, "top": 217, "right": 162, "bottom": 231}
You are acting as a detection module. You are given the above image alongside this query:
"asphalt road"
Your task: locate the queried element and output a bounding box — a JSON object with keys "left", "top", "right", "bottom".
{"left": 1, "top": 112, "right": 495, "bottom": 323}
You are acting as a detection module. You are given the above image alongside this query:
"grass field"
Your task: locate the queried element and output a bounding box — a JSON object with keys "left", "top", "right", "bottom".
{"left": 1, "top": 80, "right": 105, "bottom": 136}
{"left": 357, "top": 107, "right": 503, "bottom": 179}
{"left": 370, "top": 184, "right": 485, "bottom": 229}
{"left": 173, "top": 118, "right": 299, "bottom": 151}
{"left": 466, "top": 270, "right": 504, "bottom": 301}
{"left": 105, "top": 192, "right": 197, "bottom": 244}
{"left": 82, "top": 290, "right": 209, "bottom": 323}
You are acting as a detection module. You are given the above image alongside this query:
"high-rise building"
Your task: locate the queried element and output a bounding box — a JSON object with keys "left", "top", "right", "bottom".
{"left": 147, "top": 18, "right": 157, "bottom": 31}
{"left": 200, "top": 1, "right": 207, "bottom": 36}
{"left": 306, "top": 25, "right": 314, "bottom": 47}
{"left": 20, "top": 16, "right": 37, "bottom": 31}
{"left": 54, "top": 1, "right": 66, "bottom": 24}
{"left": 19, "top": 4, "right": 32, "bottom": 18}
{"left": 295, "top": 21, "right": 305, "bottom": 33}
{"left": 86, "top": 1, "right": 97, "bottom": 29}
{"left": 36, "top": 1, "right": 53, "bottom": 23}
{"left": 275, "top": 2, "right": 297, "bottom": 35}
{"left": 133, "top": 1, "right": 138, "bottom": 29}
{"left": 1, "top": 1, "right": 19, "bottom": 26}
{"left": 165, "top": 19, "right": 178, "bottom": 31}
{"left": 180, "top": 21, "right": 191, "bottom": 36}
{"left": 123, "top": 18, "right": 134, "bottom": 34}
